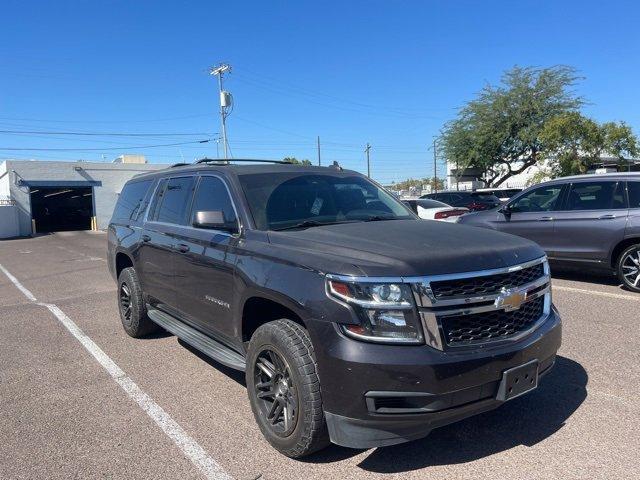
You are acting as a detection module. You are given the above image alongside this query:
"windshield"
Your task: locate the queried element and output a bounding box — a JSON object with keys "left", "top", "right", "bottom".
{"left": 238, "top": 172, "right": 415, "bottom": 230}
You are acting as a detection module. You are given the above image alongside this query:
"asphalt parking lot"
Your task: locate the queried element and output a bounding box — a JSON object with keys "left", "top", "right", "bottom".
{"left": 1, "top": 231, "right": 638, "bottom": 480}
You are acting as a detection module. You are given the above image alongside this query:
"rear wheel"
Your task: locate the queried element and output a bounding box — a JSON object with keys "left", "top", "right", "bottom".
{"left": 117, "top": 267, "right": 159, "bottom": 337}
{"left": 617, "top": 244, "right": 640, "bottom": 292}
{"left": 246, "top": 319, "right": 329, "bottom": 458}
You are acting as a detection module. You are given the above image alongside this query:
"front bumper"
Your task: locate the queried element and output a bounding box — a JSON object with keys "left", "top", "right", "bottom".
{"left": 309, "top": 306, "right": 562, "bottom": 449}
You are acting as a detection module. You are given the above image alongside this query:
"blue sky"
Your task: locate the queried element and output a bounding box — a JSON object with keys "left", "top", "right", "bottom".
{"left": 1, "top": 0, "right": 639, "bottom": 183}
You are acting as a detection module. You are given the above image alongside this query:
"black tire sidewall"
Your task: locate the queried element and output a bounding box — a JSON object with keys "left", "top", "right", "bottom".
{"left": 617, "top": 244, "right": 640, "bottom": 292}
{"left": 117, "top": 267, "right": 154, "bottom": 336}
{"left": 246, "top": 322, "right": 321, "bottom": 456}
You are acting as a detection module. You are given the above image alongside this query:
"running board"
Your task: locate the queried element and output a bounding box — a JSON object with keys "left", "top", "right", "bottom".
{"left": 147, "top": 307, "right": 246, "bottom": 371}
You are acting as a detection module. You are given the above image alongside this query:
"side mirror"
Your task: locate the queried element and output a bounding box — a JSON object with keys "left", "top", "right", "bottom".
{"left": 193, "top": 210, "right": 239, "bottom": 234}
{"left": 498, "top": 204, "right": 512, "bottom": 216}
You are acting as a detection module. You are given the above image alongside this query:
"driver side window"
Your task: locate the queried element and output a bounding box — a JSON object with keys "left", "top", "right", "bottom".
{"left": 509, "top": 185, "right": 563, "bottom": 213}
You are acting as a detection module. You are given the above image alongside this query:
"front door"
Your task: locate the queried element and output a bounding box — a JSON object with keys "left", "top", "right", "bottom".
{"left": 173, "top": 175, "right": 239, "bottom": 341}
{"left": 552, "top": 180, "right": 628, "bottom": 262}
{"left": 493, "top": 184, "right": 565, "bottom": 254}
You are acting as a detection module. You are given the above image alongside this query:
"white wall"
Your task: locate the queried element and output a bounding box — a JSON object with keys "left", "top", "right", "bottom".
{"left": 0, "top": 205, "right": 19, "bottom": 238}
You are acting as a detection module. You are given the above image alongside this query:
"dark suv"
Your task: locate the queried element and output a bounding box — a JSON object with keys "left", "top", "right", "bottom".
{"left": 421, "top": 190, "right": 501, "bottom": 211}
{"left": 458, "top": 173, "right": 640, "bottom": 292}
{"left": 107, "top": 160, "right": 562, "bottom": 457}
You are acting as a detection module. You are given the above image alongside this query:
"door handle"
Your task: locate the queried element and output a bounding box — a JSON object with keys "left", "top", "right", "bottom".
{"left": 141, "top": 234, "right": 151, "bottom": 242}
{"left": 598, "top": 214, "right": 616, "bottom": 220}
{"left": 176, "top": 243, "right": 190, "bottom": 253}
{"left": 538, "top": 216, "right": 554, "bottom": 222}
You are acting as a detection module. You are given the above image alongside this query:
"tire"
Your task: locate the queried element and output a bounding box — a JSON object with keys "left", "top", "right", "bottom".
{"left": 117, "top": 267, "right": 159, "bottom": 337}
{"left": 617, "top": 244, "right": 640, "bottom": 293}
{"left": 246, "top": 319, "right": 330, "bottom": 458}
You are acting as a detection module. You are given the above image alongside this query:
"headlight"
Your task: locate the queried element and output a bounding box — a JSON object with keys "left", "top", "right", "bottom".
{"left": 327, "top": 279, "right": 424, "bottom": 344}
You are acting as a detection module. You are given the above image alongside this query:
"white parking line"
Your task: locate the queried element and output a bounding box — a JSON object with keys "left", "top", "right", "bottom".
{"left": 553, "top": 284, "right": 640, "bottom": 301}
{"left": 0, "top": 263, "right": 232, "bottom": 480}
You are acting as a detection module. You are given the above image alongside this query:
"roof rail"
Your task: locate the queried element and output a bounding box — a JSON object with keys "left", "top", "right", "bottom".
{"left": 195, "top": 158, "right": 289, "bottom": 165}
{"left": 170, "top": 162, "right": 190, "bottom": 168}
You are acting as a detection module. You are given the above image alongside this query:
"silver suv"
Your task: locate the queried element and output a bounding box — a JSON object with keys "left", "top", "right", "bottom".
{"left": 458, "top": 173, "right": 640, "bottom": 292}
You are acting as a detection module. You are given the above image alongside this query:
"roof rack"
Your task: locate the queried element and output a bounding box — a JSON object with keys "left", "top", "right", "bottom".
{"left": 195, "top": 158, "right": 289, "bottom": 165}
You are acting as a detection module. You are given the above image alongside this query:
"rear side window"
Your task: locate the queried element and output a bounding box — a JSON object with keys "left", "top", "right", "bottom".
{"left": 112, "top": 180, "right": 152, "bottom": 222}
{"left": 190, "top": 176, "right": 238, "bottom": 226}
{"left": 152, "top": 176, "right": 195, "bottom": 225}
{"left": 628, "top": 182, "right": 640, "bottom": 208}
{"left": 566, "top": 181, "right": 624, "bottom": 211}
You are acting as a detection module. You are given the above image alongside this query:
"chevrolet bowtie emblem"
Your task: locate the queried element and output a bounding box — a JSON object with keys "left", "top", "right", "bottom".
{"left": 495, "top": 287, "right": 528, "bottom": 311}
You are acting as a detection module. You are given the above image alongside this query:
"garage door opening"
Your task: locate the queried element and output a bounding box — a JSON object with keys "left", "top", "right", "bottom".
{"left": 30, "top": 187, "right": 94, "bottom": 233}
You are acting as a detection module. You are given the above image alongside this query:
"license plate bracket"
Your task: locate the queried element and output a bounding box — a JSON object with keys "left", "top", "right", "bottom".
{"left": 497, "top": 359, "right": 539, "bottom": 401}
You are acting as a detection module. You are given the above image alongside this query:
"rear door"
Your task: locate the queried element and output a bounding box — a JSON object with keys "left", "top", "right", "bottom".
{"left": 139, "top": 176, "right": 195, "bottom": 314}
{"left": 552, "top": 180, "right": 628, "bottom": 262}
{"left": 492, "top": 183, "right": 565, "bottom": 254}
{"left": 173, "top": 175, "right": 240, "bottom": 340}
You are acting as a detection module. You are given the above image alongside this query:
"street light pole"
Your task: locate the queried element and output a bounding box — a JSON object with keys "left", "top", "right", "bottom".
{"left": 365, "top": 143, "right": 371, "bottom": 177}
{"left": 433, "top": 138, "right": 438, "bottom": 193}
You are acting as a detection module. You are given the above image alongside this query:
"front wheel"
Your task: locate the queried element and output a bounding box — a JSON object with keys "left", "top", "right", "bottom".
{"left": 246, "top": 320, "right": 329, "bottom": 458}
{"left": 617, "top": 244, "right": 640, "bottom": 292}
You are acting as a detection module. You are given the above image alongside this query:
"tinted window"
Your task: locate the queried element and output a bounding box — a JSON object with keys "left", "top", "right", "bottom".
{"left": 190, "top": 176, "right": 238, "bottom": 226}
{"left": 238, "top": 173, "right": 413, "bottom": 230}
{"left": 416, "top": 199, "right": 448, "bottom": 209}
{"left": 154, "top": 177, "right": 195, "bottom": 224}
{"left": 470, "top": 192, "right": 501, "bottom": 202}
{"left": 112, "top": 180, "right": 152, "bottom": 222}
{"left": 628, "top": 182, "right": 640, "bottom": 209}
{"left": 510, "top": 185, "right": 563, "bottom": 213}
{"left": 566, "top": 181, "right": 622, "bottom": 211}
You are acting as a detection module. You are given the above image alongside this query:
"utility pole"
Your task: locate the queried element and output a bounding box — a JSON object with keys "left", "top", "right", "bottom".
{"left": 433, "top": 137, "right": 438, "bottom": 193}
{"left": 210, "top": 63, "right": 232, "bottom": 160}
{"left": 317, "top": 136, "right": 321, "bottom": 166}
{"left": 365, "top": 143, "right": 371, "bottom": 178}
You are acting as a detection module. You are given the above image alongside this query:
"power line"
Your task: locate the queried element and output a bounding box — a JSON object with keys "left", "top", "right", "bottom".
{"left": 0, "top": 113, "right": 213, "bottom": 124}
{"left": 0, "top": 139, "right": 210, "bottom": 151}
{"left": 0, "top": 129, "right": 215, "bottom": 137}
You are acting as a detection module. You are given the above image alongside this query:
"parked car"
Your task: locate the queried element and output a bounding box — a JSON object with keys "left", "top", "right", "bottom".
{"left": 475, "top": 187, "right": 523, "bottom": 202}
{"left": 421, "top": 190, "right": 501, "bottom": 211}
{"left": 458, "top": 173, "right": 640, "bottom": 292}
{"left": 402, "top": 198, "right": 469, "bottom": 222}
{"left": 108, "top": 160, "right": 561, "bottom": 457}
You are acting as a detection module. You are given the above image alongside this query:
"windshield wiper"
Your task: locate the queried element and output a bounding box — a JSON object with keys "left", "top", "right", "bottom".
{"left": 362, "top": 215, "right": 402, "bottom": 222}
{"left": 273, "top": 220, "right": 353, "bottom": 231}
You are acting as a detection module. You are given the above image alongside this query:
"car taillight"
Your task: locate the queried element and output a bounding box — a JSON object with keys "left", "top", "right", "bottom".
{"left": 434, "top": 209, "right": 467, "bottom": 219}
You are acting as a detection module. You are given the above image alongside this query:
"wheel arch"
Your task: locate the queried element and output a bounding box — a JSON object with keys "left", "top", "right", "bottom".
{"left": 115, "top": 250, "right": 134, "bottom": 278}
{"left": 241, "top": 294, "right": 307, "bottom": 343}
{"left": 611, "top": 237, "right": 640, "bottom": 268}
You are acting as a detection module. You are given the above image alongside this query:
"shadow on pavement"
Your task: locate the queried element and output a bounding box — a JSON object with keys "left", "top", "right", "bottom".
{"left": 306, "top": 356, "right": 588, "bottom": 472}
{"left": 551, "top": 267, "right": 619, "bottom": 286}
{"left": 177, "top": 338, "right": 247, "bottom": 386}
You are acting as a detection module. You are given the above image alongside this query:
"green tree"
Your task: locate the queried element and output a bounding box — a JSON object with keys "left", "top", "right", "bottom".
{"left": 391, "top": 177, "right": 445, "bottom": 191}
{"left": 283, "top": 157, "right": 312, "bottom": 165}
{"left": 440, "top": 66, "right": 584, "bottom": 187}
{"left": 540, "top": 113, "right": 638, "bottom": 176}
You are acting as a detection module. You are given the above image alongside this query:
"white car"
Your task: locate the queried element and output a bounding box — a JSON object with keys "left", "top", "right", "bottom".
{"left": 403, "top": 198, "right": 469, "bottom": 222}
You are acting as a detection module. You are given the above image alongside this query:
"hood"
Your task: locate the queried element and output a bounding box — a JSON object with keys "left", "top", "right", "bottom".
{"left": 266, "top": 219, "right": 544, "bottom": 277}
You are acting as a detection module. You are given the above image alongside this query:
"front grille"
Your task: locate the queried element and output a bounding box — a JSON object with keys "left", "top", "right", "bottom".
{"left": 430, "top": 263, "right": 544, "bottom": 299}
{"left": 440, "top": 296, "right": 544, "bottom": 346}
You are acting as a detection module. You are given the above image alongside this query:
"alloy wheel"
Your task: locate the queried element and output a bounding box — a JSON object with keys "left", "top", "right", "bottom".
{"left": 621, "top": 248, "right": 640, "bottom": 289}
{"left": 254, "top": 348, "right": 298, "bottom": 437}
{"left": 119, "top": 283, "right": 132, "bottom": 321}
